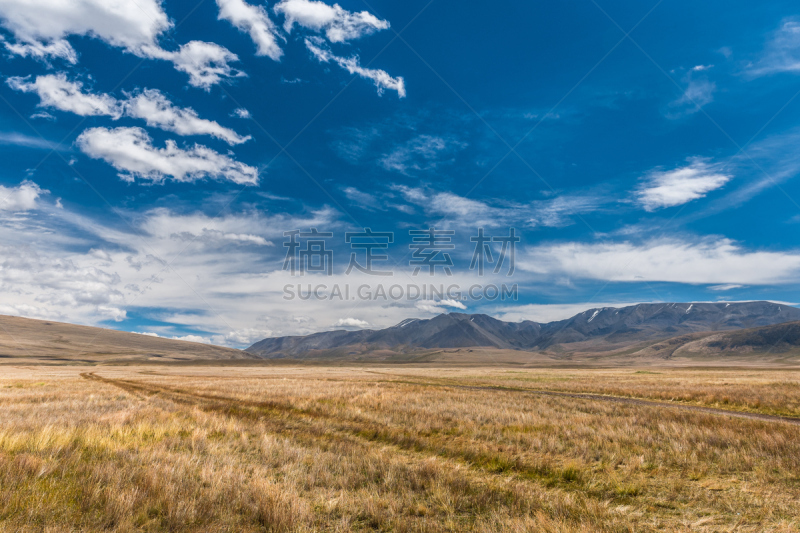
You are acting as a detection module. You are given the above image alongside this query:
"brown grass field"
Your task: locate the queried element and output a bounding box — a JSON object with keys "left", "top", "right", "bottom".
{"left": 2, "top": 364, "right": 800, "bottom": 532}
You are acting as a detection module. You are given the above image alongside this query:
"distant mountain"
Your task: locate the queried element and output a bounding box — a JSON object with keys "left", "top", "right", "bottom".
{"left": 682, "top": 320, "right": 800, "bottom": 354}
{"left": 0, "top": 315, "right": 248, "bottom": 363}
{"left": 246, "top": 301, "right": 800, "bottom": 358}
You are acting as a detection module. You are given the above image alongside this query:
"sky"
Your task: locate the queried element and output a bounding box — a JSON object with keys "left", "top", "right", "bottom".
{"left": 1, "top": 0, "right": 800, "bottom": 346}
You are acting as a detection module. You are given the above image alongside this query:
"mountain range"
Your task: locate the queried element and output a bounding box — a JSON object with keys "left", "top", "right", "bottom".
{"left": 2, "top": 301, "right": 800, "bottom": 365}
{"left": 247, "top": 301, "right": 800, "bottom": 358}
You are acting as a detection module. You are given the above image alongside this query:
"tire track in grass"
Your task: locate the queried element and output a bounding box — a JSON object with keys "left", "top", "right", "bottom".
{"left": 79, "top": 374, "right": 609, "bottom": 484}
{"left": 80, "top": 372, "right": 615, "bottom": 526}
{"left": 80, "top": 370, "right": 800, "bottom": 513}
{"left": 361, "top": 371, "right": 800, "bottom": 426}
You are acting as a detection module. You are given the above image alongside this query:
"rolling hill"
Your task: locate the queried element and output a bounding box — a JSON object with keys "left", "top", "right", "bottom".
{"left": 0, "top": 315, "right": 248, "bottom": 363}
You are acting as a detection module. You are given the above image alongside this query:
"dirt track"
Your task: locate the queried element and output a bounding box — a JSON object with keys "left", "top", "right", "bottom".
{"left": 82, "top": 371, "right": 800, "bottom": 426}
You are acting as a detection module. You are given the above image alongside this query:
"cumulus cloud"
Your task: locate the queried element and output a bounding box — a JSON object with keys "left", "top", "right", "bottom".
{"left": 0, "top": 0, "right": 240, "bottom": 87}
{"left": 0, "top": 245, "right": 126, "bottom": 322}
{"left": 0, "top": 0, "right": 170, "bottom": 59}
{"left": 5, "top": 39, "right": 77, "bottom": 63}
{"left": 216, "top": 0, "right": 283, "bottom": 60}
{"left": 275, "top": 0, "right": 389, "bottom": 42}
{"left": 748, "top": 18, "right": 800, "bottom": 76}
{"left": 305, "top": 38, "right": 405, "bottom": 97}
{"left": 0, "top": 199, "right": 399, "bottom": 345}
{"left": 150, "top": 41, "right": 243, "bottom": 89}
{"left": 333, "top": 317, "right": 370, "bottom": 328}
{"left": 124, "top": 90, "right": 251, "bottom": 145}
{"left": 521, "top": 238, "right": 800, "bottom": 285}
{"left": 8, "top": 75, "right": 250, "bottom": 145}
{"left": 636, "top": 160, "right": 731, "bottom": 211}
{"left": 76, "top": 127, "right": 258, "bottom": 185}
{"left": 0, "top": 181, "right": 46, "bottom": 211}
{"left": 414, "top": 299, "right": 467, "bottom": 314}
{"left": 136, "top": 328, "right": 275, "bottom": 346}
{"left": 7, "top": 74, "right": 121, "bottom": 118}
{"left": 436, "top": 299, "right": 466, "bottom": 310}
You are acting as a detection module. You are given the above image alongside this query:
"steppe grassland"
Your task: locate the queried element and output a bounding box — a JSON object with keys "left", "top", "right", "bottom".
{"left": 1, "top": 365, "right": 799, "bottom": 532}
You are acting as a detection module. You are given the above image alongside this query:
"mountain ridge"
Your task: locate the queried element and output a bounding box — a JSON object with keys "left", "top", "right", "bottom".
{"left": 247, "top": 301, "right": 800, "bottom": 358}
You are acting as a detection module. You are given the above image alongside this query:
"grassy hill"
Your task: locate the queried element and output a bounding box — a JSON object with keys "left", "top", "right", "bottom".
{"left": 0, "top": 315, "right": 248, "bottom": 363}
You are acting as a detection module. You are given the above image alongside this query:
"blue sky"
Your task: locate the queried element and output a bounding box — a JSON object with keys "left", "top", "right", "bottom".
{"left": 1, "top": 0, "right": 800, "bottom": 346}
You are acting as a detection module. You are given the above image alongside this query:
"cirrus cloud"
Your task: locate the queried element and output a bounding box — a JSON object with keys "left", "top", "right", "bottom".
{"left": 305, "top": 38, "right": 405, "bottom": 97}
{"left": 747, "top": 18, "right": 800, "bottom": 76}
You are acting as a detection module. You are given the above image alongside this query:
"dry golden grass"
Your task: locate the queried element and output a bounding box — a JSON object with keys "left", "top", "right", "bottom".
{"left": 1, "top": 365, "right": 800, "bottom": 532}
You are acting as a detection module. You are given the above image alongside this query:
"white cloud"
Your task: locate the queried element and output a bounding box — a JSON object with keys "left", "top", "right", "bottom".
{"left": 30, "top": 111, "right": 56, "bottom": 121}
{"left": 636, "top": 160, "right": 731, "bottom": 211}
{"left": 0, "top": 181, "right": 46, "bottom": 211}
{"left": 275, "top": 0, "right": 389, "bottom": 42}
{"left": 0, "top": 131, "right": 64, "bottom": 150}
{"left": 174, "top": 334, "right": 213, "bottom": 343}
{"left": 529, "top": 195, "right": 602, "bottom": 227}
{"left": 76, "top": 127, "right": 259, "bottom": 185}
{"left": 8, "top": 74, "right": 121, "bottom": 118}
{"left": 216, "top": 0, "right": 283, "bottom": 60}
{"left": 488, "top": 302, "right": 648, "bottom": 324}
{"left": 0, "top": 0, "right": 170, "bottom": 59}
{"left": 0, "top": 199, "right": 386, "bottom": 345}
{"left": 5, "top": 39, "right": 77, "bottom": 63}
{"left": 305, "top": 38, "right": 405, "bottom": 97}
{"left": 394, "top": 186, "right": 602, "bottom": 228}
{"left": 380, "top": 135, "right": 462, "bottom": 174}
{"left": 413, "top": 298, "right": 467, "bottom": 314}
{"left": 139, "top": 208, "right": 275, "bottom": 247}
{"left": 136, "top": 327, "right": 276, "bottom": 346}
{"left": 708, "top": 284, "right": 744, "bottom": 291}
{"left": 124, "top": 89, "right": 251, "bottom": 145}
{"left": 151, "top": 41, "right": 243, "bottom": 90}
{"left": 748, "top": 18, "right": 800, "bottom": 76}
{"left": 333, "top": 317, "right": 370, "bottom": 328}
{"left": 342, "top": 186, "right": 384, "bottom": 210}
{"left": 8, "top": 75, "right": 249, "bottom": 145}
{"left": 232, "top": 108, "right": 251, "bottom": 119}
{"left": 401, "top": 188, "right": 499, "bottom": 225}
{"left": 415, "top": 302, "right": 447, "bottom": 314}
{"left": 667, "top": 76, "right": 716, "bottom": 118}
{"left": 521, "top": 238, "right": 800, "bottom": 285}
{"left": 437, "top": 299, "right": 466, "bottom": 310}
{"left": 0, "top": 244, "right": 126, "bottom": 321}
{"left": 0, "top": 0, "right": 240, "bottom": 87}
